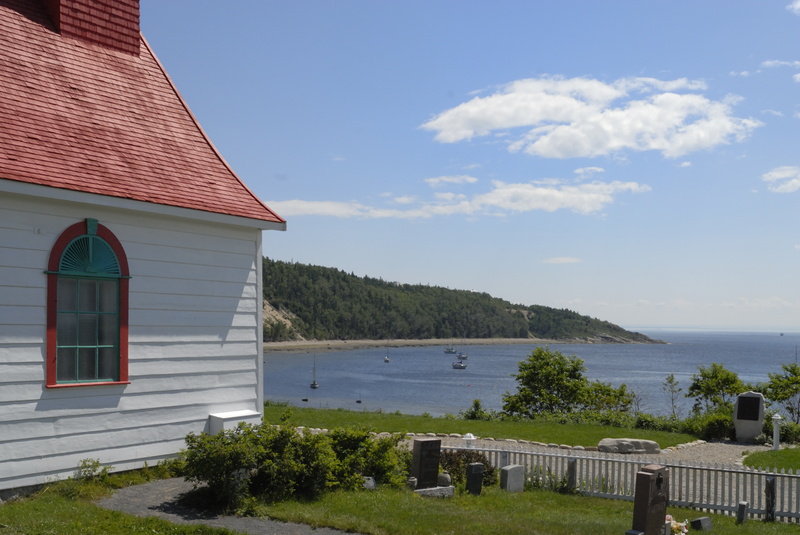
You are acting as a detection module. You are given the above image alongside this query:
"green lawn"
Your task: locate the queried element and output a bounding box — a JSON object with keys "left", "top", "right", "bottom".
{"left": 744, "top": 447, "right": 800, "bottom": 471}
{"left": 0, "top": 408, "right": 795, "bottom": 535}
{"left": 263, "top": 403, "right": 697, "bottom": 449}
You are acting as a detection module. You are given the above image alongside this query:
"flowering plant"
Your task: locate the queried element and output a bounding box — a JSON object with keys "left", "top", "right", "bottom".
{"left": 665, "top": 514, "right": 689, "bottom": 534}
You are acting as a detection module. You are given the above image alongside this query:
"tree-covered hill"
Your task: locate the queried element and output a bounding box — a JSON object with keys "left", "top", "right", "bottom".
{"left": 262, "top": 257, "right": 659, "bottom": 344}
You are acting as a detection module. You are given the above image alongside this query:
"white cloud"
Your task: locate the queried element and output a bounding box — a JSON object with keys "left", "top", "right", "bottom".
{"left": 794, "top": 73, "right": 800, "bottom": 83}
{"left": 470, "top": 179, "right": 650, "bottom": 215}
{"left": 574, "top": 166, "right": 604, "bottom": 179}
{"left": 787, "top": 0, "right": 800, "bottom": 15}
{"left": 542, "top": 257, "right": 582, "bottom": 264}
{"left": 679, "top": 161, "right": 692, "bottom": 168}
{"left": 392, "top": 195, "right": 416, "bottom": 205}
{"left": 424, "top": 174, "right": 479, "bottom": 187}
{"left": 420, "top": 76, "right": 762, "bottom": 159}
{"left": 270, "top": 178, "right": 650, "bottom": 218}
{"left": 761, "top": 59, "right": 800, "bottom": 68}
{"left": 762, "top": 166, "right": 800, "bottom": 193}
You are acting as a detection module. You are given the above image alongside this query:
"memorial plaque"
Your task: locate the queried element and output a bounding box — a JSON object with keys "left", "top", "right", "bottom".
{"left": 737, "top": 396, "right": 760, "bottom": 421}
{"left": 734, "top": 392, "right": 765, "bottom": 442}
{"left": 410, "top": 438, "right": 441, "bottom": 489}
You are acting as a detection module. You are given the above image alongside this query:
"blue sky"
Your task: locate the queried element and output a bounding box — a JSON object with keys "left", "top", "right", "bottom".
{"left": 141, "top": 1, "right": 800, "bottom": 332}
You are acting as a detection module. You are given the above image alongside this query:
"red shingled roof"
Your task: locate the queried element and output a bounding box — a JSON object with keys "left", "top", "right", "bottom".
{"left": 0, "top": 0, "right": 285, "bottom": 226}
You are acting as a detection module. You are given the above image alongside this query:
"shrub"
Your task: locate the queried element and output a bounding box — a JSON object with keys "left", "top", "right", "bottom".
{"left": 181, "top": 423, "right": 408, "bottom": 509}
{"left": 634, "top": 414, "right": 684, "bottom": 434}
{"left": 439, "top": 449, "right": 497, "bottom": 488}
{"left": 683, "top": 412, "right": 735, "bottom": 441}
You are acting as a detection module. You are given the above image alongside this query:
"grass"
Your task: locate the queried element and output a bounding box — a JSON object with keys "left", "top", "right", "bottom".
{"left": 744, "top": 447, "right": 800, "bottom": 471}
{"left": 0, "top": 408, "right": 795, "bottom": 534}
{"left": 263, "top": 403, "right": 698, "bottom": 449}
{"left": 0, "top": 483, "right": 236, "bottom": 535}
{"left": 264, "top": 486, "right": 790, "bottom": 535}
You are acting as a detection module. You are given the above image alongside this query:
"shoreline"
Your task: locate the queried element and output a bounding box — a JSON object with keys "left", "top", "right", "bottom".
{"left": 264, "top": 337, "right": 569, "bottom": 354}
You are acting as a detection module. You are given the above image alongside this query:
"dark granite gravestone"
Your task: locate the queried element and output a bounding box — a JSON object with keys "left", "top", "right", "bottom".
{"left": 631, "top": 464, "right": 669, "bottom": 535}
{"left": 466, "top": 462, "right": 484, "bottom": 495}
{"left": 410, "top": 438, "right": 441, "bottom": 489}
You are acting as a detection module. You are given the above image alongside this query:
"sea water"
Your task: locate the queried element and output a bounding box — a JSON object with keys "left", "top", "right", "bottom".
{"left": 263, "top": 331, "right": 800, "bottom": 418}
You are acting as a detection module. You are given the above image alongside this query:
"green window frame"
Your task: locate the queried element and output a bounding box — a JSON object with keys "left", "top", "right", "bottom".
{"left": 46, "top": 219, "right": 131, "bottom": 387}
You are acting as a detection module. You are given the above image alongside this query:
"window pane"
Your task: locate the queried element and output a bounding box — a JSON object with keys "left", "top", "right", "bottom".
{"left": 78, "top": 280, "right": 97, "bottom": 312}
{"left": 57, "top": 279, "right": 77, "bottom": 311}
{"left": 78, "top": 347, "right": 97, "bottom": 381}
{"left": 57, "top": 313, "right": 77, "bottom": 346}
{"left": 98, "top": 314, "right": 117, "bottom": 346}
{"left": 57, "top": 347, "right": 76, "bottom": 381}
{"left": 78, "top": 314, "right": 97, "bottom": 346}
{"left": 98, "top": 280, "right": 118, "bottom": 312}
{"left": 97, "top": 347, "right": 118, "bottom": 380}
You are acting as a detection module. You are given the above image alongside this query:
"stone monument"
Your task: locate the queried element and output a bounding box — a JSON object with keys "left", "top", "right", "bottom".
{"left": 733, "top": 391, "right": 765, "bottom": 443}
{"left": 410, "top": 438, "right": 441, "bottom": 489}
{"left": 631, "top": 464, "right": 669, "bottom": 535}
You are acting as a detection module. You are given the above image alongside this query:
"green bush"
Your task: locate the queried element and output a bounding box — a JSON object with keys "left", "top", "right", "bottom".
{"left": 634, "top": 414, "right": 684, "bottom": 434}
{"left": 181, "top": 423, "right": 408, "bottom": 509}
{"left": 439, "top": 449, "right": 497, "bottom": 488}
{"left": 328, "top": 427, "right": 409, "bottom": 490}
{"left": 683, "top": 412, "right": 735, "bottom": 441}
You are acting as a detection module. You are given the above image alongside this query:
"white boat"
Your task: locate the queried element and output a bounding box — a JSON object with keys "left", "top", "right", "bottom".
{"left": 452, "top": 361, "right": 467, "bottom": 370}
{"left": 384, "top": 355, "right": 390, "bottom": 363}
{"left": 457, "top": 351, "right": 468, "bottom": 360}
{"left": 444, "top": 345, "right": 456, "bottom": 354}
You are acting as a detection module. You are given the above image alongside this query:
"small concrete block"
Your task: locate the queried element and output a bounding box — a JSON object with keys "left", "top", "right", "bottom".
{"left": 625, "top": 531, "right": 644, "bottom": 535}
{"left": 414, "top": 485, "right": 454, "bottom": 498}
{"left": 363, "top": 477, "right": 376, "bottom": 490}
{"left": 690, "top": 517, "right": 712, "bottom": 531}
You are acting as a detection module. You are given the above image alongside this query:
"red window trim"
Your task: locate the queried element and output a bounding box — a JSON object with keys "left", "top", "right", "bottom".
{"left": 46, "top": 220, "right": 131, "bottom": 388}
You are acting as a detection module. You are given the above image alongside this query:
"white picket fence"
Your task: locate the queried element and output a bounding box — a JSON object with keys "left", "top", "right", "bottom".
{"left": 442, "top": 445, "right": 800, "bottom": 522}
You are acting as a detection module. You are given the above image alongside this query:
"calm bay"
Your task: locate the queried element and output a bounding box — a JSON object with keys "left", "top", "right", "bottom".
{"left": 263, "top": 330, "right": 800, "bottom": 418}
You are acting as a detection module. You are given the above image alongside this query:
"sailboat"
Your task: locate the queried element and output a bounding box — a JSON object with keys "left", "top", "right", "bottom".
{"left": 310, "top": 354, "right": 319, "bottom": 389}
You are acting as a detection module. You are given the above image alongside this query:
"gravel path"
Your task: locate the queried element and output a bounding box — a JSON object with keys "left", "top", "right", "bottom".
{"left": 95, "top": 439, "right": 771, "bottom": 534}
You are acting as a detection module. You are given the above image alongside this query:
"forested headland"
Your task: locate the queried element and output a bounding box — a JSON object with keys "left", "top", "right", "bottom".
{"left": 261, "top": 257, "right": 659, "bottom": 344}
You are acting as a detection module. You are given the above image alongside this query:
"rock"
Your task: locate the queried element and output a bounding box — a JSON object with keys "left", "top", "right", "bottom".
{"left": 597, "top": 438, "right": 661, "bottom": 454}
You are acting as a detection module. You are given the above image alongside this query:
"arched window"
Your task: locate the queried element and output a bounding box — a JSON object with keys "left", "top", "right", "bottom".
{"left": 46, "top": 219, "right": 130, "bottom": 387}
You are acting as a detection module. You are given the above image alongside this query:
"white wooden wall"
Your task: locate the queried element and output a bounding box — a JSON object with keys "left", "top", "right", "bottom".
{"left": 0, "top": 191, "right": 264, "bottom": 490}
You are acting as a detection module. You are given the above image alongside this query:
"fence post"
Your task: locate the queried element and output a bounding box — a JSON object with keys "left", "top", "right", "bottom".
{"left": 765, "top": 476, "right": 776, "bottom": 522}
{"left": 567, "top": 458, "right": 577, "bottom": 492}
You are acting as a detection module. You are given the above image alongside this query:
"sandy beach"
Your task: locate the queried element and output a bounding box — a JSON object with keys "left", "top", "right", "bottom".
{"left": 263, "top": 337, "right": 563, "bottom": 353}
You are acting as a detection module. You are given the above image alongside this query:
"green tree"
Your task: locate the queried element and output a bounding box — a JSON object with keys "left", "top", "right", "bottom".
{"left": 662, "top": 374, "right": 683, "bottom": 418}
{"left": 765, "top": 363, "right": 800, "bottom": 424}
{"left": 581, "top": 381, "right": 635, "bottom": 413}
{"left": 686, "top": 363, "right": 744, "bottom": 414}
{"left": 502, "top": 347, "right": 588, "bottom": 417}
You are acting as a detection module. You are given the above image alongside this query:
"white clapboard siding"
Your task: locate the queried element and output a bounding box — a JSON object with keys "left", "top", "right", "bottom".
{"left": 0, "top": 191, "right": 266, "bottom": 490}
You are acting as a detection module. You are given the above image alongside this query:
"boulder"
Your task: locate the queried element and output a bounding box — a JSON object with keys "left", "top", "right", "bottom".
{"left": 597, "top": 438, "right": 660, "bottom": 454}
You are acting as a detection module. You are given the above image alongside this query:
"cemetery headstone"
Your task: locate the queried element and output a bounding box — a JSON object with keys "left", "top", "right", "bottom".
{"left": 736, "top": 501, "right": 749, "bottom": 524}
{"left": 410, "top": 438, "right": 441, "bottom": 489}
{"left": 466, "top": 462, "right": 484, "bottom": 495}
{"left": 500, "top": 464, "right": 524, "bottom": 493}
{"left": 631, "top": 464, "right": 669, "bottom": 535}
{"left": 733, "top": 391, "right": 765, "bottom": 442}
{"left": 690, "top": 517, "right": 712, "bottom": 531}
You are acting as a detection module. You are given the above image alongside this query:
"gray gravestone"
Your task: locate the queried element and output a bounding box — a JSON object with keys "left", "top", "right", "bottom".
{"left": 500, "top": 464, "right": 524, "bottom": 493}
{"left": 690, "top": 517, "right": 712, "bottom": 531}
{"left": 733, "top": 391, "right": 765, "bottom": 442}
{"left": 466, "top": 462, "right": 484, "bottom": 495}
{"left": 631, "top": 464, "right": 669, "bottom": 535}
{"left": 410, "top": 438, "right": 441, "bottom": 489}
{"left": 736, "top": 501, "right": 749, "bottom": 524}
